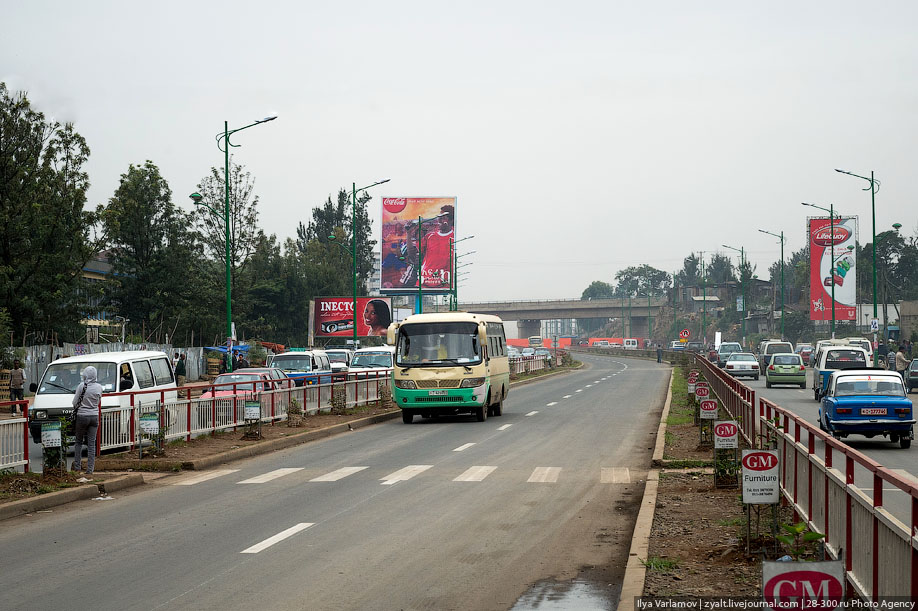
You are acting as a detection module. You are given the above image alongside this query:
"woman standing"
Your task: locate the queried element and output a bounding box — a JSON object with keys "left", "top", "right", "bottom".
{"left": 72, "top": 366, "right": 102, "bottom": 479}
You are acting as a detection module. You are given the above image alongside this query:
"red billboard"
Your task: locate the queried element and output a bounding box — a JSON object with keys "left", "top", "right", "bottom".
{"left": 808, "top": 217, "right": 857, "bottom": 321}
{"left": 380, "top": 197, "right": 457, "bottom": 294}
{"left": 313, "top": 297, "right": 392, "bottom": 338}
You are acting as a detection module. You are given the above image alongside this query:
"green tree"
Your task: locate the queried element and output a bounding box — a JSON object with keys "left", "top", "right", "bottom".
{"left": 707, "top": 253, "right": 735, "bottom": 285}
{"left": 581, "top": 280, "right": 615, "bottom": 300}
{"left": 674, "top": 254, "right": 701, "bottom": 287}
{"left": 0, "top": 83, "right": 101, "bottom": 341}
{"left": 614, "top": 265, "right": 671, "bottom": 296}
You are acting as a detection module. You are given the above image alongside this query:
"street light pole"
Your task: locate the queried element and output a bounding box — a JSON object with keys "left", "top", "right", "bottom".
{"left": 189, "top": 114, "right": 276, "bottom": 372}
{"left": 757, "top": 230, "right": 785, "bottom": 339}
{"left": 802, "top": 202, "right": 840, "bottom": 338}
{"left": 349, "top": 179, "right": 390, "bottom": 346}
{"left": 722, "top": 245, "right": 745, "bottom": 344}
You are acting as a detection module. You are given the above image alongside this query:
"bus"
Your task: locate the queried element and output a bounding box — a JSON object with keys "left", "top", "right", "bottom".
{"left": 387, "top": 312, "right": 510, "bottom": 423}
{"left": 528, "top": 335, "right": 543, "bottom": 348}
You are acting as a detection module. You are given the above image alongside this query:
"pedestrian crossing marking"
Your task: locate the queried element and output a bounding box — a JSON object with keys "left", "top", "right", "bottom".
{"left": 528, "top": 467, "right": 561, "bottom": 483}
{"left": 525, "top": 411, "right": 538, "bottom": 417}
{"left": 454, "top": 466, "right": 497, "bottom": 481}
{"left": 381, "top": 465, "right": 432, "bottom": 485}
{"left": 173, "top": 469, "right": 239, "bottom": 485}
{"left": 453, "top": 443, "right": 476, "bottom": 452}
{"left": 241, "top": 523, "right": 314, "bottom": 554}
{"left": 310, "top": 466, "right": 369, "bottom": 482}
{"left": 601, "top": 467, "right": 631, "bottom": 484}
{"left": 238, "top": 468, "right": 304, "bottom": 484}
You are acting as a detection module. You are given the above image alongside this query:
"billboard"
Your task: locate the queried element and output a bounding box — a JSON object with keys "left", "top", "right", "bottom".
{"left": 313, "top": 297, "right": 392, "bottom": 338}
{"left": 808, "top": 216, "right": 857, "bottom": 321}
{"left": 380, "top": 197, "right": 457, "bottom": 294}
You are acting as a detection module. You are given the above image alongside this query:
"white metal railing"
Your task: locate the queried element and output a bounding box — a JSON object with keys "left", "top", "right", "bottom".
{"left": 0, "top": 416, "right": 29, "bottom": 470}
{"left": 509, "top": 355, "right": 551, "bottom": 374}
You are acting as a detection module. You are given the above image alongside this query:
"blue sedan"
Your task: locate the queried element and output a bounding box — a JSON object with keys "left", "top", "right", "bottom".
{"left": 819, "top": 369, "right": 914, "bottom": 448}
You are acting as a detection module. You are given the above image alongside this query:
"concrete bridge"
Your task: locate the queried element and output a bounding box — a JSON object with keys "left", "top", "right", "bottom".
{"left": 456, "top": 298, "right": 668, "bottom": 338}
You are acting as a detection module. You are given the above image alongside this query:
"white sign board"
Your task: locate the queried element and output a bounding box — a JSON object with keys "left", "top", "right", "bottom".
{"left": 41, "top": 421, "right": 62, "bottom": 448}
{"left": 244, "top": 401, "right": 261, "bottom": 420}
{"left": 139, "top": 413, "right": 159, "bottom": 436}
{"left": 742, "top": 450, "right": 780, "bottom": 504}
{"left": 699, "top": 399, "right": 719, "bottom": 420}
{"left": 695, "top": 386, "right": 710, "bottom": 400}
{"left": 762, "top": 560, "right": 844, "bottom": 602}
{"left": 714, "top": 421, "right": 739, "bottom": 448}
{"left": 870, "top": 318, "right": 880, "bottom": 332}
{"left": 687, "top": 382, "right": 696, "bottom": 394}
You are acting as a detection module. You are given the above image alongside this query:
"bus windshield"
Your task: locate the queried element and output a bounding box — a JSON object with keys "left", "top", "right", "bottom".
{"left": 396, "top": 322, "right": 481, "bottom": 367}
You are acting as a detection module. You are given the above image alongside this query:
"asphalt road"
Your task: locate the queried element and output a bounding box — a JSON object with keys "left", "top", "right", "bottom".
{"left": 0, "top": 355, "right": 669, "bottom": 611}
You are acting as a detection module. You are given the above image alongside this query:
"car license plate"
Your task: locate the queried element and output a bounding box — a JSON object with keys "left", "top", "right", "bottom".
{"left": 428, "top": 390, "right": 447, "bottom": 396}
{"left": 860, "top": 408, "right": 886, "bottom": 416}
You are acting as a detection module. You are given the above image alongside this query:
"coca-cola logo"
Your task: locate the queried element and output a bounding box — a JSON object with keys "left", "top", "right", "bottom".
{"left": 812, "top": 224, "right": 851, "bottom": 247}
{"left": 742, "top": 451, "right": 778, "bottom": 471}
{"left": 383, "top": 198, "right": 407, "bottom": 213}
{"left": 715, "top": 422, "right": 738, "bottom": 437}
{"left": 763, "top": 570, "right": 843, "bottom": 601}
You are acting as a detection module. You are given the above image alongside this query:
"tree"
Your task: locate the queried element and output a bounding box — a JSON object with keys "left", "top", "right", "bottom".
{"left": 707, "top": 253, "right": 735, "bottom": 285}
{"left": 0, "top": 83, "right": 101, "bottom": 341}
{"left": 580, "top": 280, "right": 615, "bottom": 300}
{"left": 674, "top": 254, "right": 701, "bottom": 287}
{"left": 614, "top": 265, "right": 671, "bottom": 296}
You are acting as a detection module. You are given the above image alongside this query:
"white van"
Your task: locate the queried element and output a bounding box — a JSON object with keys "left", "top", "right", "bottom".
{"left": 29, "top": 351, "right": 177, "bottom": 443}
{"left": 623, "top": 339, "right": 639, "bottom": 350}
{"left": 348, "top": 346, "right": 395, "bottom": 376}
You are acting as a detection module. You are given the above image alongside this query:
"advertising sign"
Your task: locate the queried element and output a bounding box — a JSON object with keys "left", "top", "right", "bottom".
{"left": 313, "top": 297, "right": 393, "bottom": 338}
{"left": 699, "top": 399, "right": 718, "bottom": 420}
{"left": 762, "top": 561, "right": 844, "bottom": 605}
{"left": 41, "top": 421, "right": 62, "bottom": 448}
{"left": 139, "top": 413, "right": 159, "bottom": 436}
{"left": 714, "top": 420, "right": 739, "bottom": 448}
{"left": 380, "top": 197, "right": 457, "bottom": 294}
{"left": 742, "top": 450, "right": 780, "bottom": 503}
{"left": 808, "top": 216, "right": 857, "bottom": 321}
{"left": 695, "top": 386, "right": 710, "bottom": 399}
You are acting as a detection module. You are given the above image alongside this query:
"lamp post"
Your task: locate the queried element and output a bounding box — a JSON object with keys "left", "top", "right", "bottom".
{"left": 698, "top": 251, "right": 706, "bottom": 345}
{"left": 836, "top": 169, "right": 880, "bottom": 363}
{"left": 802, "top": 202, "right": 842, "bottom": 338}
{"left": 350, "top": 180, "right": 389, "bottom": 345}
{"left": 722, "top": 244, "right": 746, "bottom": 344}
{"left": 757, "top": 229, "right": 786, "bottom": 338}
{"left": 189, "top": 115, "right": 276, "bottom": 372}
{"left": 449, "top": 237, "right": 475, "bottom": 311}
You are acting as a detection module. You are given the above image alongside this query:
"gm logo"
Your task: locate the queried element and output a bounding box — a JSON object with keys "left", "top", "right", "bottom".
{"left": 742, "top": 451, "right": 778, "bottom": 471}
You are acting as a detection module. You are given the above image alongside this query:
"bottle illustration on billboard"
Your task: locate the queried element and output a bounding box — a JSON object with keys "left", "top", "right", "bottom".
{"left": 824, "top": 255, "right": 852, "bottom": 287}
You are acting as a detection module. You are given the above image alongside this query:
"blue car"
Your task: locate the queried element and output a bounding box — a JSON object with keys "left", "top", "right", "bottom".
{"left": 267, "top": 350, "right": 333, "bottom": 386}
{"left": 819, "top": 369, "right": 914, "bottom": 448}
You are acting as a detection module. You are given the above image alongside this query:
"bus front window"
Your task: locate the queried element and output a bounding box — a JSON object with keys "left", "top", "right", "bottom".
{"left": 397, "top": 322, "right": 481, "bottom": 367}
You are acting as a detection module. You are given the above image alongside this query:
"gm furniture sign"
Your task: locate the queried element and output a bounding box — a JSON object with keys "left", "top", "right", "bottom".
{"left": 714, "top": 421, "right": 739, "bottom": 448}
{"left": 742, "top": 449, "right": 779, "bottom": 504}
{"left": 762, "top": 560, "right": 843, "bottom": 604}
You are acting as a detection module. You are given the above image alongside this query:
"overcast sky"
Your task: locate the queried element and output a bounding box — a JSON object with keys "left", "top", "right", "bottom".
{"left": 3, "top": 1, "right": 916, "bottom": 303}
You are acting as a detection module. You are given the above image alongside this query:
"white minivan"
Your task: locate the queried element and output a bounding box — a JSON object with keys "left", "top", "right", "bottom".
{"left": 623, "top": 339, "right": 639, "bottom": 350}
{"left": 29, "top": 351, "right": 177, "bottom": 444}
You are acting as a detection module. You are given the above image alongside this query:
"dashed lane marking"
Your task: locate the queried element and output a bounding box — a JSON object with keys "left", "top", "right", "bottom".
{"left": 498, "top": 424, "right": 513, "bottom": 431}
{"left": 576, "top": 389, "right": 583, "bottom": 393}
{"left": 546, "top": 402, "right": 557, "bottom": 407}
{"left": 454, "top": 466, "right": 498, "bottom": 482}
{"left": 453, "top": 443, "right": 476, "bottom": 452}
{"left": 528, "top": 467, "right": 561, "bottom": 483}
{"left": 585, "top": 384, "right": 593, "bottom": 388}
{"left": 601, "top": 467, "right": 631, "bottom": 484}
{"left": 525, "top": 411, "right": 538, "bottom": 416}
{"left": 562, "top": 395, "right": 572, "bottom": 399}
{"left": 381, "top": 465, "right": 432, "bottom": 485}
{"left": 240, "top": 523, "right": 314, "bottom": 554}
{"left": 238, "top": 468, "right": 304, "bottom": 484}
{"left": 309, "top": 466, "right": 368, "bottom": 482}
{"left": 173, "top": 469, "right": 239, "bottom": 486}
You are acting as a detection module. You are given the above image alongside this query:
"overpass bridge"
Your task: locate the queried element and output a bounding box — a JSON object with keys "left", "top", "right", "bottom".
{"left": 456, "top": 298, "right": 669, "bottom": 339}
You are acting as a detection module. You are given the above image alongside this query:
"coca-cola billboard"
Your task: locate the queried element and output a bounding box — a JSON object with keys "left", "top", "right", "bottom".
{"left": 380, "top": 197, "right": 458, "bottom": 294}
{"left": 808, "top": 216, "right": 857, "bottom": 322}
{"left": 313, "top": 297, "right": 392, "bottom": 338}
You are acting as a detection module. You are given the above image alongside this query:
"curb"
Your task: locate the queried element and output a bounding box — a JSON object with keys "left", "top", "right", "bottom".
{"left": 0, "top": 473, "right": 145, "bottom": 522}
{"left": 618, "top": 367, "right": 674, "bottom": 606}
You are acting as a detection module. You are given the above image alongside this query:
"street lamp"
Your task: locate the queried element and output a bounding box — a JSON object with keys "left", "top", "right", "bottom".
{"left": 343, "top": 179, "right": 389, "bottom": 346}
{"left": 757, "top": 230, "right": 786, "bottom": 338}
{"left": 802, "top": 202, "right": 843, "bottom": 338}
{"left": 723, "top": 244, "right": 746, "bottom": 344}
{"left": 449, "top": 236, "right": 475, "bottom": 311}
{"left": 836, "top": 168, "right": 880, "bottom": 362}
{"left": 189, "top": 115, "right": 276, "bottom": 372}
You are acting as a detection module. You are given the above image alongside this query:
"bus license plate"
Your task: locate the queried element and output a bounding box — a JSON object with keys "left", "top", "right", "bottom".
{"left": 428, "top": 390, "right": 447, "bottom": 396}
{"left": 861, "top": 408, "right": 886, "bottom": 416}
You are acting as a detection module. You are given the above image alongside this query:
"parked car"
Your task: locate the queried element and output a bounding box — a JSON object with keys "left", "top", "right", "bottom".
{"left": 908, "top": 359, "right": 918, "bottom": 393}
{"left": 348, "top": 346, "right": 395, "bottom": 376}
{"left": 812, "top": 345, "right": 870, "bottom": 401}
{"left": 716, "top": 342, "right": 743, "bottom": 368}
{"left": 507, "top": 347, "right": 522, "bottom": 359}
{"left": 818, "top": 369, "right": 914, "bottom": 447}
{"left": 765, "top": 353, "right": 806, "bottom": 389}
{"left": 623, "top": 339, "right": 639, "bottom": 350}
{"left": 685, "top": 341, "right": 704, "bottom": 353}
{"left": 233, "top": 367, "right": 291, "bottom": 388}
{"left": 669, "top": 340, "right": 685, "bottom": 351}
{"left": 759, "top": 341, "right": 794, "bottom": 372}
{"left": 534, "top": 348, "right": 554, "bottom": 364}
{"left": 521, "top": 347, "right": 536, "bottom": 357}
{"left": 267, "top": 350, "right": 333, "bottom": 386}
{"left": 724, "top": 353, "right": 759, "bottom": 380}
{"left": 325, "top": 349, "right": 353, "bottom": 376}
{"left": 201, "top": 371, "right": 275, "bottom": 398}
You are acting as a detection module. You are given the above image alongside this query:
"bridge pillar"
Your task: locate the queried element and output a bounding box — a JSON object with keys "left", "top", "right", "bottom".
{"left": 518, "top": 319, "right": 541, "bottom": 339}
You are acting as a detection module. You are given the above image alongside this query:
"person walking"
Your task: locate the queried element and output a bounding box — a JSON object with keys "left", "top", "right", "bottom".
{"left": 9, "top": 359, "right": 26, "bottom": 414}
{"left": 656, "top": 344, "right": 663, "bottom": 364}
{"left": 71, "top": 365, "right": 102, "bottom": 480}
{"left": 896, "top": 346, "right": 910, "bottom": 383}
{"left": 175, "top": 353, "right": 186, "bottom": 386}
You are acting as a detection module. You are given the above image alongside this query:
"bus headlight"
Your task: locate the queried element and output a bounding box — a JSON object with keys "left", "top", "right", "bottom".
{"left": 460, "top": 377, "right": 485, "bottom": 388}
{"left": 394, "top": 379, "right": 417, "bottom": 389}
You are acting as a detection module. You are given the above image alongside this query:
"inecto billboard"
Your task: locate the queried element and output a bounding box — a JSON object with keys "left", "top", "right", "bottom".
{"left": 313, "top": 297, "right": 392, "bottom": 338}
{"left": 380, "top": 197, "right": 457, "bottom": 294}
{"left": 808, "top": 216, "right": 857, "bottom": 321}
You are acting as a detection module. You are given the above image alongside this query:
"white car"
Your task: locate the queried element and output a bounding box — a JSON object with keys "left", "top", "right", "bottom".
{"left": 724, "top": 352, "right": 760, "bottom": 380}
{"left": 348, "top": 346, "right": 395, "bottom": 376}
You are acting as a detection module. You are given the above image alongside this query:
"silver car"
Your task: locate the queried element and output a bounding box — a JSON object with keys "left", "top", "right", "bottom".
{"left": 724, "top": 352, "right": 760, "bottom": 380}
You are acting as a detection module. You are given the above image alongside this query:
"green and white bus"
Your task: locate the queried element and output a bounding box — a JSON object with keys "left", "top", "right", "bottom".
{"left": 387, "top": 312, "right": 510, "bottom": 423}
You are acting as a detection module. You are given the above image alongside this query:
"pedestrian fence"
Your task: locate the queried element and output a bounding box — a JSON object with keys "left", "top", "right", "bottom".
{"left": 692, "top": 353, "right": 918, "bottom": 600}
{"left": 0, "top": 373, "right": 391, "bottom": 472}
{"left": 509, "top": 355, "right": 553, "bottom": 374}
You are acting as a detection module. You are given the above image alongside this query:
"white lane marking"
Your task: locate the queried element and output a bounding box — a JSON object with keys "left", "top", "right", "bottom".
{"left": 546, "top": 402, "right": 557, "bottom": 407}
{"left": 241, "top": 523, "right": 314, "bottom": 554}
{"left": 528, "top": 467, "right": 561, "bottom": 483}
{"left": 310, "top": 466, "right": 369, "bottom": 482}
{"left": 525, "top": 411, "right": 538, "bottom": 417}
{"left": 576, "top": 389, "right": 583, "bottom": 393}
{"left": 594, "top": 381, "right": 600, "bottom": 384}
{"left": 585, "top": 384, "right": 593, "bottom": 388}
{"left": 601, "top": 467, "right": 631, "bottom": 484}
{"left": 498, "top": 424, "right": 513, "bottom": 431}
{"left": 173, "top": 469, "right": 239, "bottom": 486}
{"left": 454, "top": 466, "right": 497, "bottom": 482}
{"left": 381, "top": 465, "right": 432, "bottom": 485}
{"left": 453, "top": 443, "right": 476, "bottom": 452}
{"left": 238, "top": 468, "right": 304, "bottom": 484}
{"left": 562, "top": 395, "right": 572, "bottom": 399}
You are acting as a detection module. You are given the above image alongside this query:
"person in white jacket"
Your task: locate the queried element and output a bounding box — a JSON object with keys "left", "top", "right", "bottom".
{"left": 71, "top": 366, "right": 102, "bottom": 478}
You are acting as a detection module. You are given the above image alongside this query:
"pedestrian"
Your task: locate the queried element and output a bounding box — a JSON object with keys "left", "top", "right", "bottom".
{"left": 656, "top": 344, "right": 663, "bottom": 364}
{"left": 9, "top": 359, "right": 26, "bottom": 415}
{"left": 896, "top": 346, "right": 910, "bottom": 383}
{"left": 71, "top": 365, "right": 102, "bottom": 479}
{"left": 175, "top": 353, "right": 186, "bottom": 386}
{"left": 172, "top": 352, "right": 180, "bottom": 370}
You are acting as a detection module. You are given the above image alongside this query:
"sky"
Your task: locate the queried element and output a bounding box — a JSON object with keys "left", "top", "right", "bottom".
{"left": 3, "top": 1, "right": 916, "bottom": 303}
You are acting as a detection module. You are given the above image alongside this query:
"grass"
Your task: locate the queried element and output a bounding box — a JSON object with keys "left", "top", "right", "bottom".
{"left": 642, "top": 556, "right": 680, "bottom": 571}
{"left": 717, "top": 517, "right": 746, "bottom": 527}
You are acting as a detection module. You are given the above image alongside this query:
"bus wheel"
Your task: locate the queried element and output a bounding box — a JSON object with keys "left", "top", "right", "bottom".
{"left": 491, "top": 399, "right": 503, "bottom": 417}
{"left": 402, "top": 410, "right": 413, "bottom": 424}
{"left": 476, "top": 403, "right": 487, "bottom": 422}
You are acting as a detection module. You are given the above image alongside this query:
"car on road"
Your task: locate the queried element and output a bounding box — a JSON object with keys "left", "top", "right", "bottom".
{"left": 812, "top": 345, "right": 870, "bottom": 400}
{"left": 268, "top": 350, "right": 333, "bottom": 386}
{"left": 534, "top": 348, "right": 554, "bottom": 365}
{"left": 723, "top": 353, "right": 759, "bottom": 380}
{"left": 348, "top": 346, "right": 395, "bottom": 376}
{"left": 521, "top": 347, "right": 536, "bottom": 357}
{"left": 201, "top": 371, "right": 275, "bottom": 398}
{"left": 716, "top": 342, "right": 743, "bottom": 368}
{"left": 669, "top": 340, "right": 685, "bottom": 351}
{"left": 844, "top": 337, "right": 873, "bottom": 364}
{"left": 685, "top": 341, "right": 704, "bottom": 353}
{"left": 795, "top": 344, "right": 813, "bottom": 364}
{"left": 765, "top": 353, "right": 806, "bottom": 388}
{"left": 325, "top": 349, "right": 353, "bottom": 376}
{"left": 233, "top": 367, "right": 290, "bottom": 388}
{"left": 818, "top": 369, "right": 914, "bottom": 448}
{"left": 759, "top": 341, "right": 794, "bottom": 372}
{"left": 908, "top": 359, "right": 918, "bottom": 393}
{"left": 507, "top": 346, "right": 522, "bottom": 359}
